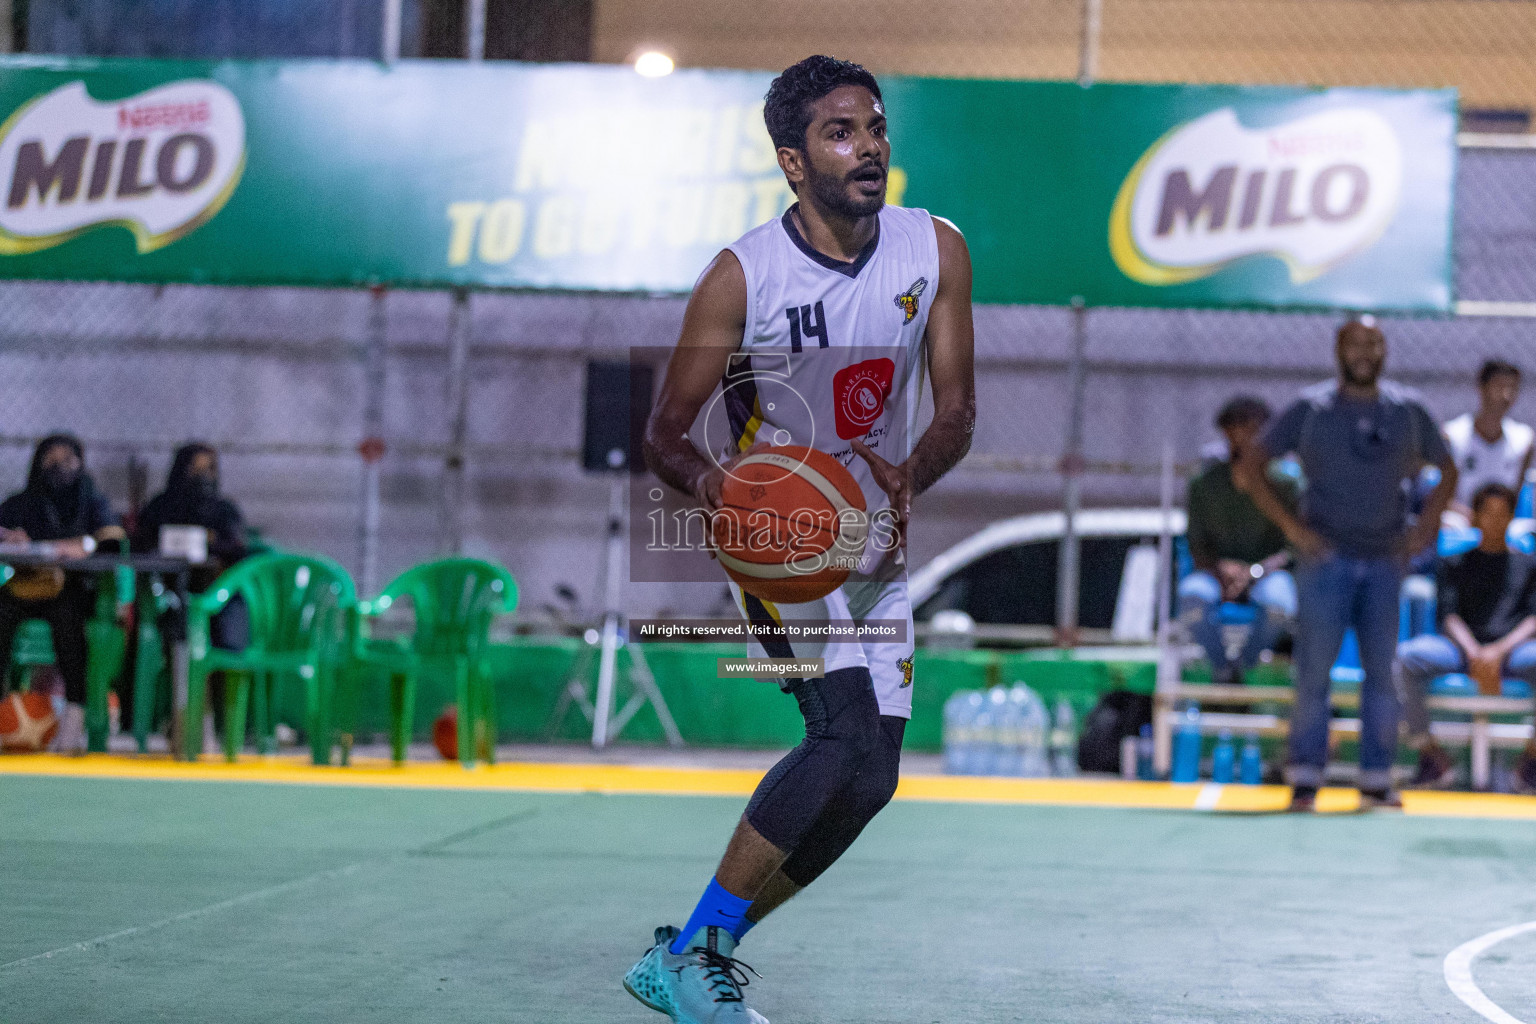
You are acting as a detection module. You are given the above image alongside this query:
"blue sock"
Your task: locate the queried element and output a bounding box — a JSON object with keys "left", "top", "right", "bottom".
{"left": 670, "top": 877, "right": 752, "bottom": 954}
{"left": 730, "top": 915, "right": 757, "bottom": 942}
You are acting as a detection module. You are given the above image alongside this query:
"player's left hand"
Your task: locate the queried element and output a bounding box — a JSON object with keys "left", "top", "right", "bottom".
{"left": 851, "top": 438, "right": 910, "bottom": 551}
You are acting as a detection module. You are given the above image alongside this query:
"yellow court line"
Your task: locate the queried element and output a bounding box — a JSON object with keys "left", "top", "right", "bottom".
{"left": 3, "top": 754, "right": 1536, "bottom": 820}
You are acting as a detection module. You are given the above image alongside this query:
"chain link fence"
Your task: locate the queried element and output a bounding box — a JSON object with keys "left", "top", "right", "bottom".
{"left": 3, "top": 0, "right": 1536, "bottom": 613}
{"left": 595, "top": 0, "right": 1536, "bottom": 116}
{"left": 0, "top": 141, "right": 1532, "bottom": 615}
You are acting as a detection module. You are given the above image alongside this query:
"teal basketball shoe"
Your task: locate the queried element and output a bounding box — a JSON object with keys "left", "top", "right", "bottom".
{"left": 623, "top": 924, "right": 768, "bottom": 1023}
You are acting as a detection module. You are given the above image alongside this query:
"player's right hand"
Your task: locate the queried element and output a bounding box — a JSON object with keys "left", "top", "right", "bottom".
{"left": 693, "top": 442, "right": 771, "bottom": 511}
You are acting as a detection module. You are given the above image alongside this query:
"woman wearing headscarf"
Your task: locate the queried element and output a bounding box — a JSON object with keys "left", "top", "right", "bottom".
{"left": 0, "top": 435, "right": 125, "bottom": 753}
{"left": 133, "top": 443, "right": 247, "bottom": 591}
{"left": 132, "top": 443, "right": 249, "bottom": 744}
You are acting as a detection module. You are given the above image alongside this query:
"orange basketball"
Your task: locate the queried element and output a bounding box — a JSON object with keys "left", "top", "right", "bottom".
{"left": 0, "top": 692, "right": 58, "bottom": 751}
{"left": 433, "top": 705, "right": 458, "bottom": 760}
{"left": 712, "top": 445, "right": 868, "bottom": 604}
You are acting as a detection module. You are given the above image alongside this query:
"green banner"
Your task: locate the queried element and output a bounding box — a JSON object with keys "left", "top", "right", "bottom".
{"left": 0, "top": 56, "right": 1455, "bottom": 310}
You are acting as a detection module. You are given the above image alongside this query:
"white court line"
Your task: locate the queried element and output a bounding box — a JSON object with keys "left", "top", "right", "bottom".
{"left": 0, "top": 860, "right": 374, "bottom": 971}
{"left": 0, "top": 804, "right": 551, "bottom": 973}
{"left": 1445, "top": 920, "right": 1536, "bottom": 1024}
{"left": 1193, "top": 783, "right": 1223, "bottom": 810}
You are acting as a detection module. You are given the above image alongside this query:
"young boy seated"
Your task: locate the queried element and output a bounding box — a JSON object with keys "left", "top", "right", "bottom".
{"left": 1396, "top": 482, "right": 1536, "bottom": 789}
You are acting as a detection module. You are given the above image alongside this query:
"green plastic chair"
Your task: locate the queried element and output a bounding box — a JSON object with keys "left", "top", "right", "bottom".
{"left": 83, "top": 570, "right": 130, "bottom": 751}
{"left": 6, "top": 619, "right": 56, "bottom": 691}
{"left": 186, "top": 552, "right": 356, "bottom": 764}
{"left": 129, "top": 575, "right": 177, "bottom": 754}
{"left": 346, "top": 558, "right": 518, "bottom": 767}
{"left": 1, "top": 551, "right": 131, "bottom": 754}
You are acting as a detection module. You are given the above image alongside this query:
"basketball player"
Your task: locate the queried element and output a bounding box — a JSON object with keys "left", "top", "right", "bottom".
{"left": 625, "top": 56, "right": 975, "bottom": 1023}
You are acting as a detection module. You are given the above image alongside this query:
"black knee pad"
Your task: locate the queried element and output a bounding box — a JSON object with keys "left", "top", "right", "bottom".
{"left": 779, "top": 715, "right": 906, "bottom": 887}
{"left": 745, "top": 666, "right": 883, "bottom": 852}
{"left": 813, "top": 666, "right": 882, "bottom": 761}
{"left": 843, "top": 720, "right": 903, "bottom": 818}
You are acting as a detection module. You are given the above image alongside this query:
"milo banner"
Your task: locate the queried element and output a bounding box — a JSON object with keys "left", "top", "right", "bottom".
{"left": 0, "top": 56, "right": 1455, "bottom": 311}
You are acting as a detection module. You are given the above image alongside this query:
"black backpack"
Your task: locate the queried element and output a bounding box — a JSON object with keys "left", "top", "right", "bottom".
{"left": 1076, "top": 691, "right": 1153, "bottom": 773}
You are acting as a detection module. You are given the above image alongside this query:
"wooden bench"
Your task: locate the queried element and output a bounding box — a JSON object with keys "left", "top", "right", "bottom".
{"left": 1153, "top": 682, "right": 1535, "bottom": 788}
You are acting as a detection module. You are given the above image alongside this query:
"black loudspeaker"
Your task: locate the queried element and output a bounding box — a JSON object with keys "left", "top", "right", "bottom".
{"left": 583, "top": 361, "right": 654, "bottom": 473}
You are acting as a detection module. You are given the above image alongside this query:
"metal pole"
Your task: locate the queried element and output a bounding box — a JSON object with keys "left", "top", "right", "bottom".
{"left": 465, "top": 0, "right": 486, "bottom": 60}
{"left": 381, "top": 0, "right": 402, "bottom": 62}
{"left": 1056, "top": 297, "right": 1088, "bottom": 646}
{"left": 1153, "top": 440, "right": 1178, "bottom": 776}
{"left": 1078, "top": 0, "right": 1103, "bottom": 87}
{"left": 441, "top": 288, "right": 471, "bottom": 555}
{"left": 592, "top": 472, "right": 627, "bottom": 748}
{"left": 1155, "top": 439, "right": 1176, "bottom": 652}
{"left": 358, "top": 286, "right": 388, "bottom": 598}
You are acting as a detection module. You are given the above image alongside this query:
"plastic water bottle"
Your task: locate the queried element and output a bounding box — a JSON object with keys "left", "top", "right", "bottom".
{"left": 1171, "top": 703, "right": 1202, "bottom": 783}
{"left": 1006, "top": 683, "right": 1051, "bottom": 777}
{"left": 1211, "top": 729, "right": 1236, "bottom": 783}
{"left": 1135, "top": 723, "right": 1156, "bottom": 780}
{"left": 1050, "top": 696, "right": 1078, "bottom": 777}
{"left": 955, "top": 691, "right": 987, "bottom": 775}
{"left": 993, "top": 686, "right": 1022, "bottom": 776}
{"left": 942, "top": 691, "right": 972, "bottom": 774}
{"left": 1239, "top": 733, "right": 1264, "bottom": 785}
{"left": 966, "top": 690, "right": 995, "bottom": 775}
{"left": 990, "top": 686, "right": 1019, "bottom": 775}
{"left": 983, "top": 688, "right": 1009, "bottom": 775}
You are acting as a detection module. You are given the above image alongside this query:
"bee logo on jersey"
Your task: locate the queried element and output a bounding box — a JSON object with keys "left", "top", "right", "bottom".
{"left": 897, "top": 656, "right": 913, "bottom": 688}
{"left": 893, "top": 278, "right": 927, "bottom": 324}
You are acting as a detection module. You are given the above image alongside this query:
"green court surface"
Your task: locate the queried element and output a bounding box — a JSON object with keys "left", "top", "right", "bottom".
{"left": 5, "top": 775, "right": 1536, "bottom": 1023}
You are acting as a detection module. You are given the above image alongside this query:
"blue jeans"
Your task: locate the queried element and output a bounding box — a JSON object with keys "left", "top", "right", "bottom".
{"left": 1290, "top": 554, "right": 1404, "bottom": 790}
{"left": 1178, "top": 570, "right": 1297, "bottom": 673}
{"left": 1395, "top": 634, "right": 1536, "bottom": 741}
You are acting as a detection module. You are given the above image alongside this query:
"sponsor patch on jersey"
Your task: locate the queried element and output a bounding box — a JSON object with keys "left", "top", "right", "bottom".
{"left": 897, "top": 655, "right": 914, "bottom": 688}
{"left": 893, "top": 277, "right": 927, "bottom": 324}
{"left": 833, "top": 357, "right": 895, "bottom": 440}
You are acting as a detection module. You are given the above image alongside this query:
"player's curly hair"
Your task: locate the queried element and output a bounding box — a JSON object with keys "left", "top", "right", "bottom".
{"left": 763, "top": 55, "right": 882, "bottom": 152}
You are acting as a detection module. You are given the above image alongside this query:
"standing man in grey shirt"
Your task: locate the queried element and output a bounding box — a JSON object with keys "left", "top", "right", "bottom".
{"left": 1238, "top": 320, "right": 1457, "bottom": 811}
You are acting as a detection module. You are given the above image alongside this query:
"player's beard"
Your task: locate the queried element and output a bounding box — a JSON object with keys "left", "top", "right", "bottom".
{"left": 804, "top": 160, "right": 885, "bottom": 220}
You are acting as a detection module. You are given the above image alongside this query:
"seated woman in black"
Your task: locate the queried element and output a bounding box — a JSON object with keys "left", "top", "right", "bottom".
{"left": 132, "top": 443, "right": 249, "bottom": 743}
{"left": 134, "top": 443, "right": 248, "bottom": 592}
{"left": 0, "top": 434, "right": 125, "bottom": 753}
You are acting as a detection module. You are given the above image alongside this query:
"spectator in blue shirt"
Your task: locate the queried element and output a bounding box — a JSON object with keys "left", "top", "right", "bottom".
{"left": 1239, "top": 320, "right": 1458, "bottom": 811}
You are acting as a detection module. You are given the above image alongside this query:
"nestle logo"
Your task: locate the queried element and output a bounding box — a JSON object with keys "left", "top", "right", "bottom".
{"left": 117, "top": 99, "right": 211, "bottom": 133}
{"left": 1110, "top": 106, "right": 1404, "bottom": 287}
{"left": 0, "top": 79, "right": 245, "bottom": 254}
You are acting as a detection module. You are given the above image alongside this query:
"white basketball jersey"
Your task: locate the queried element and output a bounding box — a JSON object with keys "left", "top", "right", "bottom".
{"left": 1443, "top": 413, "right": 1534, "bottom": 506}
{"left": 721, "top": 203, "right": 940, "bottom": 578}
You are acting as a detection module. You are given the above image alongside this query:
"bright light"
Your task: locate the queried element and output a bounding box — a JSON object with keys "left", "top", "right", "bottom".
{"left": 634, "top": 51, "right": 675, "bottom": 77}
